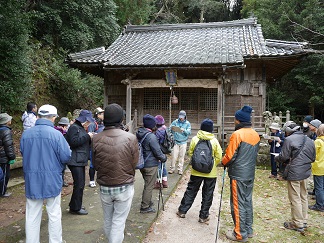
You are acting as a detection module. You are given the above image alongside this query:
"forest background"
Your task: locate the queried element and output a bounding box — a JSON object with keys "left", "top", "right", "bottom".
{"left": 1, "top": 0, "right": 323, "bottom": 122}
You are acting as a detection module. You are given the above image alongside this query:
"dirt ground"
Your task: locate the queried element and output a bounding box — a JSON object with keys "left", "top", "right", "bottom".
{"left": 0, "top": 171, "right": 74, "bottom": 229}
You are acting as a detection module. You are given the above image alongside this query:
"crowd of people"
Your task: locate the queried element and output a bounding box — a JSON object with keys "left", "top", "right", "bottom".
{"left": 0, "top": 102, "right": 323, "bottom": 243}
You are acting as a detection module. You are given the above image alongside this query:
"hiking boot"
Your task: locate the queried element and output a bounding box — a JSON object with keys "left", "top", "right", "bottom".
{"left": 162, "top": 180, "right": 168, "bottom": 188}
{"left": 198, "top": 217, "right": 210, "bottom": 223}
{"left": 154, "top": 181, "right": 162, "bottom": 189}
{"left": 247, "top": 233, "right": 254, "bottom": 238}
{"left": 277, "top": 175, "right": 286, "bottom": 181}
{"left": 168, "top": 170, "right": 174, "bottom": 174}
{"left": 225, "top": 231, "right": 247, "bottom": 242}
{"left": 178, "top": 171, "right": 183, "bottom": 175}
{"left": 268, "top": 174, "right": 277, "bottom": 179}
{"left": 89, "top": 181, "right": 96, "bottom": 188}
{"left": 176, "top": 211, "right": 186, "bottom": 218}
{"left": 140, "top": 207, "right": 156, "bottom": 214}
{"left": 309, "top": 205, "right": 324, "bottom": 212}
{"left": 284, "top": 222, "right": 304, "bottom": 232}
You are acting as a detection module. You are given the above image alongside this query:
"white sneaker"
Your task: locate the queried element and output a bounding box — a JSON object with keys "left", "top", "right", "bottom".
{"left": 89, "top": 181, "right": 96, "bottom": 188}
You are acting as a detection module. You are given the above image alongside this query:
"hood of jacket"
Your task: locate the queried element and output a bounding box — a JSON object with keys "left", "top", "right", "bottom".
{"left": 197, "top": 130, "right": 215, "bottom": 140}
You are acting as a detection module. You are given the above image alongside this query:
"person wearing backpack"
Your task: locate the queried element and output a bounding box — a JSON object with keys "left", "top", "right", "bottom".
{"left": 136, "top": 114, "right": 167, "bottom": 213}
{"left": 154, "top": 115, "right": 169, "bottom": 189}
{"left": 222, "top": 105, "right": 260, "bottom": 242}
{"left": 176, "top": 119, "right": 222, "bottom": 223}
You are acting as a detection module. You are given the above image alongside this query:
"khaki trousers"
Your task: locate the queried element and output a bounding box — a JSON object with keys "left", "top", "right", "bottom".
{"left": 287, "top": 179, "right": 308, "bottom": 228}
{"left": 170, "top": 143, "right": 187, "bottom": 173}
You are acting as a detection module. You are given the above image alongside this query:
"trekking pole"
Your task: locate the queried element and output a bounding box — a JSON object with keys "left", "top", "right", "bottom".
{"left": 157, "top": 163, "right": 165, "bottom": 214}
{"left": 215, "top": 167, "right": 226, "bottom": 243}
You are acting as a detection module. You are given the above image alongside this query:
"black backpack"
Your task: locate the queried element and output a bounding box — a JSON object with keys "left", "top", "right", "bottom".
{"left": 160, "top": 131, "right": 175, "bottom": 154}
{"left": 191, "top": 139, "right": 214, "bottom": 173}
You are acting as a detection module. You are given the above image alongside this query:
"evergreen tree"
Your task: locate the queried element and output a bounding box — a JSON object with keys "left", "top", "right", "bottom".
{"left": 0, "top": 0, "right": 32, "bottom": 112}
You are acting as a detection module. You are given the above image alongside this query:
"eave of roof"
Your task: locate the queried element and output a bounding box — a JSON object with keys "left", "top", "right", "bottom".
{"left": 66, "top": 18, "right": 314, "bottom": 76}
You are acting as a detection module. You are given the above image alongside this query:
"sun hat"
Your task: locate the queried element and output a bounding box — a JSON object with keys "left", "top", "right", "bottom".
{"left": 0, "top": 113, "right": 12, "bottom": 125}
{"left": 75, "top": 110, "right": 95, "bottom": 123}
{"left": 58, "top": 117, "right": 70, "bottom": 125}
{"left": 269, "top": 123, "right": 280, "bottom": 130}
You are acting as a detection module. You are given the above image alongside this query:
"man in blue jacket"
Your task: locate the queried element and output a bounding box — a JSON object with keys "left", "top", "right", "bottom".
{"left": 169, "top": 110, "right": 191, "bottom": 175}
{"left": 20, "top": 104, "right": 71, "bottom": 243}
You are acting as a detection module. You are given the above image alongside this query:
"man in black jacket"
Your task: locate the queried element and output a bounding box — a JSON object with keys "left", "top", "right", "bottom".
{"left": 66, "top": 110, "right": 95, "bottom": 215}
{"left": 0, "top": 113, "right": 16, "bottom": 197}
{"left": 276, "top": 122, "right": 315, "bottom": 233}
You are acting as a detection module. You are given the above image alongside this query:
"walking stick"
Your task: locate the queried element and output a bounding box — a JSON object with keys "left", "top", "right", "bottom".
{"left": 215, "top": 167, "right": 226, "bottom": 243}
{"left": 157, "top": 163, "right": 165, "bottom": 214}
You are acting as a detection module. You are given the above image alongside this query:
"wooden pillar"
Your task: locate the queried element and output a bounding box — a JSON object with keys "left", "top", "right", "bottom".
{"left": 126, "top": 82, "right": 132, "bottom": 124}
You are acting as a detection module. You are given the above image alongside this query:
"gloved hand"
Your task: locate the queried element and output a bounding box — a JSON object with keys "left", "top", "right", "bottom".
{"left": 9, "top": 160, "right": 15, "bottom": 165}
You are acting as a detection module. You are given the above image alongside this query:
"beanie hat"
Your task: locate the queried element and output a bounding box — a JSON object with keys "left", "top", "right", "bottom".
{"left": 0, "top": 113, "right": 12, "bottom": 125}
{"left": 104, "top": 103, "right": 124, "bottom": 126}
{"left": 76, "top": 110, "right": 95, "bottom": 123}
{"left": 155, "top": 115, "right": 165, "bottom": 125}
{"left": 304, "top": 115, "right": 313, "bottom": 123}
{"left": 310, "top": 119, "right": 322, "bottom": 129}
{"left": 200, "top": 118, "right": 214, "bottom": 133}
{"left": 179, "top": 110, "right": 186, "bottom": 119}
{"left": 235, "top": 105, "right": 252, "bottom": 122}
{"left": 143, "top": 114, "right": 156, "bottom": 129}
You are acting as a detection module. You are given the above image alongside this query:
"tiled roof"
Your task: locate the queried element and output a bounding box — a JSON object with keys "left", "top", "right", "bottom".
{"left": 67, "top": 18, "right": 311, "bottom": 67}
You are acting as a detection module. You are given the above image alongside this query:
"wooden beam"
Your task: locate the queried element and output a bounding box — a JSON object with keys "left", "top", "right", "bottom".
{"left": 131, "top": 79, "right": 219, "bottom": 88}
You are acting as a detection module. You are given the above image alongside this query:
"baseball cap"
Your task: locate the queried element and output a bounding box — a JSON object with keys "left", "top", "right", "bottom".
{"left": 38, "top": 105, "right": 58, "bottom": 117}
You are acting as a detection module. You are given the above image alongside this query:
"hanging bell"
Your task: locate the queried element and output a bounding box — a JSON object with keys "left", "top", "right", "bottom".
{"left": 171, "top": 95, "right": 178, "bottom": 104}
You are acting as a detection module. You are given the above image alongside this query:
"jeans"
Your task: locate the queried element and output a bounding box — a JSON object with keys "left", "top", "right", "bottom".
{"left": 158, "top": 162, "right": 167, "bottom": 178}
{"left": 314, "top": 175, "right": 324, "bottom": 208}
{"left": 25, "top": 195, "right": 62, "bottom": 243}
{"left": 100, "top": 185, "right": 134, "bottom": 243}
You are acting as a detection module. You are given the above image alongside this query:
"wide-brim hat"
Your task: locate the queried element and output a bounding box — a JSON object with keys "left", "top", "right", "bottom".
{"left": 58, "top": 117, "right": 70, "bottom": 125}
{"left": 0, "top": 113, "right": 12, "bottom": 125}
{"left": 76, "top": 110, "right": 95, "bottom": 123}
{"left": 269, "top": 122, "right": 280, "bottom": 130}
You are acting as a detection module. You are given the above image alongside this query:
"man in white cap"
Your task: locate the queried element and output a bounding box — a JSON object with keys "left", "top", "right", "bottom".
{"left": 20, "top": 104, "right": 71, "bottom": 243}
{"left": 0, "top": 113, "right": 16, "bottom": 197}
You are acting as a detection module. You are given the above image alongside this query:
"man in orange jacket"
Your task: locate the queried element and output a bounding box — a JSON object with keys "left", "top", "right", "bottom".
{"left": 222, "top": 105, "right": 260, "bottom": 242}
